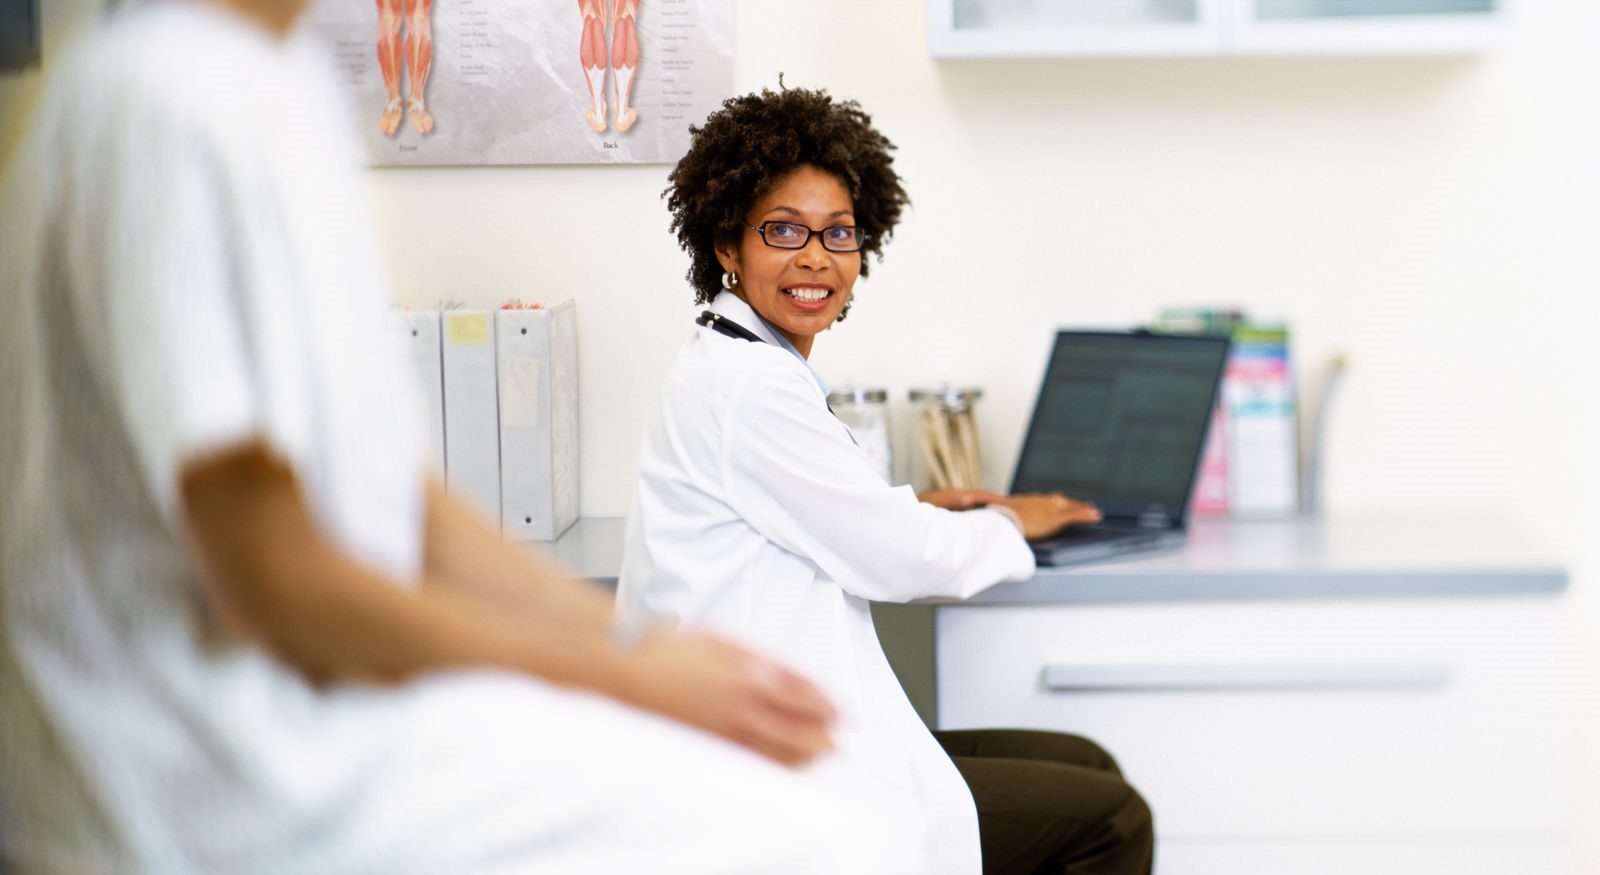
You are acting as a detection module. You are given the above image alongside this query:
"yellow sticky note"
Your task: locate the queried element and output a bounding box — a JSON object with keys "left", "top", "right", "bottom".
{"left": 448, "top": 313, "right": 489, "bottom": 345}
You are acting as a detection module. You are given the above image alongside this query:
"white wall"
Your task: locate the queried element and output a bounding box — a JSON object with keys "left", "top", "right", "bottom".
{"left": 5, "top": 0, "right": 1598, "bottom": 868}
{"left": 367, "top": 2, "right": 1599, "bottom": 527}
{"left": 369, "top": 2, "right": 1600, "bottom": 867}
{"left": 0, "top": 0, "right": 98, "bottom": 170}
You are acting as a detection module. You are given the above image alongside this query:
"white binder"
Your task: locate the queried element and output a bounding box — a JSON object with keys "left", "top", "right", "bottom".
{"left": 441, "top": 309, "right": 502, "bottom": 525}
{"left": 393, "top": 309, "right": 445, "bottom": 474}
{"left": 1223, "top": 325, "right": 1299, "bottom": 519}
{"left": 496, "top": 301, "right": 579, "bottom": 541}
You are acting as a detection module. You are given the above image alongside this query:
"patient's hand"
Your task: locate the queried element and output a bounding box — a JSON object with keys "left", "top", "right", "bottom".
{"left": 917, "top": 488, "right": 1010, "bottom": 511}
{"left": 620, "top": 628, "right": 838, "bottom": 768}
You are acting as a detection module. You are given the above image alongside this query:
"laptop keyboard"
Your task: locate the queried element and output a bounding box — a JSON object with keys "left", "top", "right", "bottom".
{"left": 1031, "top": 523, "right": 1158, "bottom": 549}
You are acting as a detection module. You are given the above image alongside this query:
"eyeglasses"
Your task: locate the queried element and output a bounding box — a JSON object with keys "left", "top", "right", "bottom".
{"left": 746, "top": 221, "right": 867, "bottom": 253}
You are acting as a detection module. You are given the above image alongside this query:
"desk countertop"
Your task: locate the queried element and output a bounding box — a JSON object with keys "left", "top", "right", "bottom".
{"left": 544, "top": 517, "right": 628, "bottom": 584}
{"left": 546, "top": 514, "right": 1568, "bottom": 604}
{"left": 970, "top": 513, "right": 1567, "bottom": 604}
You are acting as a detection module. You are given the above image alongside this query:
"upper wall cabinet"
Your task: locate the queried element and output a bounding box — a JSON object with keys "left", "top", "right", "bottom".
{"left": 928, "top": 0, "right": 1509, "bottom": 58}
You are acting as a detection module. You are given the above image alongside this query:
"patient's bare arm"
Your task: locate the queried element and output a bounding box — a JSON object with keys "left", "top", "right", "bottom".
{"left": 179, "top": 441, "right": 836, "bottom": 766}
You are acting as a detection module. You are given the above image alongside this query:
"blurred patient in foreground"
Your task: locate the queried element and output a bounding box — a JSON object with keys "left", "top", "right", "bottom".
{"left": 0, "top": 1, "right": 916, "bottom": 872}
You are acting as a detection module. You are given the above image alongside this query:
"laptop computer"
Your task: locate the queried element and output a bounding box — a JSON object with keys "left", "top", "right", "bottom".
{"left": 1010, "top": 330, "right": 1231, "bottom": 567}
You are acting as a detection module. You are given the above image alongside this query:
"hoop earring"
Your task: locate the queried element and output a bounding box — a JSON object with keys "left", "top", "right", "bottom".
{"left": 721, "top": 271, "right": 740, "bottom": 290}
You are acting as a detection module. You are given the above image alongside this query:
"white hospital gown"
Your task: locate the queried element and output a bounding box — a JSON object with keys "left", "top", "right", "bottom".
{"left": 0, "top": 3, "right": 913, "bottom": 873}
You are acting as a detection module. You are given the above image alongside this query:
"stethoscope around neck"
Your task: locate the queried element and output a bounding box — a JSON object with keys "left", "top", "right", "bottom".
{"left": 694, "top": 309, "right": 853, "bottom": 437}
{"left": 695, "top": 310, "right": 765, "bottom": 343}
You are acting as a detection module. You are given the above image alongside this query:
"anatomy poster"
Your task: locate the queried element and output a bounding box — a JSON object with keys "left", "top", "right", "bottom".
{"left": 305, "top": 0, "right": 732, "bottom": 165}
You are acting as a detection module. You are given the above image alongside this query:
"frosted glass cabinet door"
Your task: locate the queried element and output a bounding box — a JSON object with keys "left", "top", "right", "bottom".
{"left": 929, "top": 0, "right": 1223, "bottom": 57}
{"left": 1228, "top": 0, "right": 1508, "bottom": 53}
{"left": 927, "top": 0, "right": 1507, "bottom": 56}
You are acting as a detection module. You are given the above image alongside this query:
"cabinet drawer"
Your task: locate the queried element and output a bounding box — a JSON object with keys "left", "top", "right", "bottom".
{"left": 1158, "top": 837, "right": 1564, "bottom": 875}
{"left": 935, "top": 597, "right": 1565, "bottom": 840}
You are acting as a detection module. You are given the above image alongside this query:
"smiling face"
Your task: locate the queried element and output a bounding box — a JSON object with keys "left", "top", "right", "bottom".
{"left": 715, "top": 165, "right": 861, "bottom": 359}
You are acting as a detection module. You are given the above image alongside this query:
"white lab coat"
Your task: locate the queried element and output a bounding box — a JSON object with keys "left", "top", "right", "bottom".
{"left": 619, "top": 291, "right": 1038, "bottom": 875}
{"left": 0, "top": 7, "right": 919, "bottom": 873}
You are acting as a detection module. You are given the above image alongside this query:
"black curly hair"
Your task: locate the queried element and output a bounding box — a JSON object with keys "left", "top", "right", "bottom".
{"left": 664, "top": 85, "right": 910, "bottom": 313}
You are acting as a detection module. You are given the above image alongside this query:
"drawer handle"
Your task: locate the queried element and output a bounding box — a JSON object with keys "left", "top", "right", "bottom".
{"left": 1041, "top": 662, "right": 1453, "bottom": 692}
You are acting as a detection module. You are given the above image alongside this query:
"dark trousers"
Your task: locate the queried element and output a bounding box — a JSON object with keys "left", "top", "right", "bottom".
{"left": 934, "top": 729, "right": 1154, "bottom": 875}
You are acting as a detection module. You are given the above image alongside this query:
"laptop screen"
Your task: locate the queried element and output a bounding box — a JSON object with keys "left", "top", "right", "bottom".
{"left": 1010, "top": 331, "right": 1230, "bottom": 524}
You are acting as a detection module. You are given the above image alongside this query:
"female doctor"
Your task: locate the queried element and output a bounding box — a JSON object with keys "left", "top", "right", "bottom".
{"left": 617, "top": 86, "right": 1155, "bottom": 875}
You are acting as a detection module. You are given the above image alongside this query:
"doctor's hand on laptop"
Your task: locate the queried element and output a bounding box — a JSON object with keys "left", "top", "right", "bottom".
{"left": 918, "top": 489, "right": 1102, "bottom": 540}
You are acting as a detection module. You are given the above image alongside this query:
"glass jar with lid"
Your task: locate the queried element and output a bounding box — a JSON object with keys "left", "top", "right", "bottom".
{"left": 908, "top": 386, "right": 984, "bottom": 491}
{"left": 826, "top": 386, "right": 893, "bottom": 484}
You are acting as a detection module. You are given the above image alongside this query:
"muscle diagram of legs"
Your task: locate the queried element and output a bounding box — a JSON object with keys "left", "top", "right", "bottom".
{"left": 376, "top": 0, "right": 434, "bottom": 136}
{"left": 578, "top": 0, "right": 640, "bottom": 133}
{"left": 611, "top": 0, "right": 640, "bottom": 132}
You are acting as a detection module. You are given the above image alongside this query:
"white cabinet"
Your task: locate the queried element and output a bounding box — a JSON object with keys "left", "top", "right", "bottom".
{"left": 929, "top": 0, "right": 1223, "bottom": 57}
{"left": 1231, "top": 0, "right": 1508, "bottom": 54}
{"left": 927, "top": 0, "right": 1509, "bottom": 57}
{"left": 878, "top": 515, "right": 1571, "bottom": 875}
{"left": 935, "top": 598, "right": 1567, "bottom": 873}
